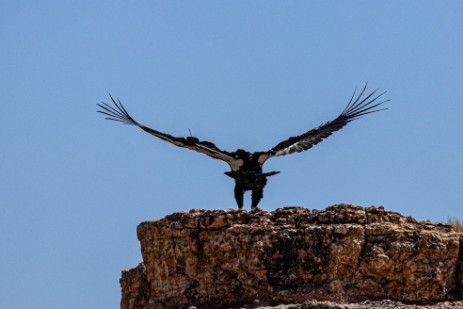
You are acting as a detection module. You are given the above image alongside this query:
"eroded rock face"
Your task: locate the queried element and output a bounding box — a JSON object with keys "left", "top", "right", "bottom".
{"left": 120, "top": 205, "right": 462, "bottom": 309}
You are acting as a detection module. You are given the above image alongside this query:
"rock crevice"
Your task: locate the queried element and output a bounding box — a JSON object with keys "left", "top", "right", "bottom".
{"left": 121, "top": 205, "right": 462, "bottom": 309}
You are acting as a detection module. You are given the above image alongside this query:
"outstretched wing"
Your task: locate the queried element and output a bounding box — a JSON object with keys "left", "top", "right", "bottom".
{"left": 97, "top": 95, "right": 241, "bottom": 169}
{"left": 258, "top": 83, "right": 388, "bottom": 164}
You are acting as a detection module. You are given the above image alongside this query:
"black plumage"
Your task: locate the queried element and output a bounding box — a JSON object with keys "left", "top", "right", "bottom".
{"left": 97, "top": 84, "right": 388, "bottom": 209}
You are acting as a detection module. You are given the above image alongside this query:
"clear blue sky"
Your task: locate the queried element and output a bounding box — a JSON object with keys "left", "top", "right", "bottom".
{"left": 1, "top": 1, "right": 462, "bottom": 308}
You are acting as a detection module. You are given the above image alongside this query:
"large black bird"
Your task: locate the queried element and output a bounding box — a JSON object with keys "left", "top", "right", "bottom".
{"left": 97, "top": 84, "right": 388, "bottom": 209}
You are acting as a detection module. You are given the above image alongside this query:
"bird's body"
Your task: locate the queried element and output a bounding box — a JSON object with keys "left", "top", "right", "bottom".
{"left": 223, "top": 150, "right": 280, "bottom": 209}
{"left": 97, "top": 84, "right": 388, "bottom": 209}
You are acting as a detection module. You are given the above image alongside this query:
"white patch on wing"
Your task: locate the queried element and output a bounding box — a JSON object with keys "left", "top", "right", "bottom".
{"left": 257, "top": 153, "right": 270, "bottom": 164}
{"left": 229, "top": 159, "right": 244, "bottom": 171}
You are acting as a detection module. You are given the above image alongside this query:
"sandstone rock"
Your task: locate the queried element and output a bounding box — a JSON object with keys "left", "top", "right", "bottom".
{"left": 120, "top": 205, "right": 463, "bottom": 309}
{"left": 120, "top": 263, "right": 150, "bottom": 309}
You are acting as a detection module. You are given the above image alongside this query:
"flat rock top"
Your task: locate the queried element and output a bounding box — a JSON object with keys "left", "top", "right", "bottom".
{"left": 138, "top": 204, "right": 453, "bottom": 233}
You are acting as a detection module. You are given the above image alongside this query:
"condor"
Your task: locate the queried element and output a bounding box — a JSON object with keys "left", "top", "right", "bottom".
{"left": 97, "top": 84, "right": 388, "bottom": 209}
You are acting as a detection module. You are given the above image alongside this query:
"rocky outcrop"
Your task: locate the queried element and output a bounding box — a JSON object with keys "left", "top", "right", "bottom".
{"left": 120, "top": 205, "right": 463, "bottom": 309}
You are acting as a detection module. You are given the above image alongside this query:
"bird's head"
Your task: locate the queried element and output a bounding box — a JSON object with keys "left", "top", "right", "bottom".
{"left": 234, "top": 149, "right": 251, "bottom": 159}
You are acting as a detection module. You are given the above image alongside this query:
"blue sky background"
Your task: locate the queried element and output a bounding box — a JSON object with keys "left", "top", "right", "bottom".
{"left": 1, "top": 1, "right": 462, "bottom": 308}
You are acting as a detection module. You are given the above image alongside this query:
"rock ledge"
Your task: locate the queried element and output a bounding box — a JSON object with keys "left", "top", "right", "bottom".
{"left": 121, "top": 205, "right": 463, "bottom": 309}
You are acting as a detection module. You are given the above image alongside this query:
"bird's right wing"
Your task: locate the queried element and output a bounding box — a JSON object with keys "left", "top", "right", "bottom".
{"left": 97, "top": 96, "right": 241, "bottom": 169}
{"left": 258, "top": 83, "right": 388, "bottom": 164}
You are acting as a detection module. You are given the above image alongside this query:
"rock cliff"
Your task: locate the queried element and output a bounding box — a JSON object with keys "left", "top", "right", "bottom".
{"left": 120, "top": 205, "right": 463, "bottom": 309}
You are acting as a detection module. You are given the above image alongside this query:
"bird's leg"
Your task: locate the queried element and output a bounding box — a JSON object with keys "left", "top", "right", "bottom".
{"left": 251, "top": 176, "right": 268, "bottom": 209}
{"left": 251, "top": 188, "right": 264, "bottom": 210}
{"left": 234, "top": 183, "right": 244, "bottom": 210}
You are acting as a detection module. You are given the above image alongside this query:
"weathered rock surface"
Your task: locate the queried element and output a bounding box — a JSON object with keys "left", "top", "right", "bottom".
{"left": 120, "top": 205, "right": 463, "bottom": 309}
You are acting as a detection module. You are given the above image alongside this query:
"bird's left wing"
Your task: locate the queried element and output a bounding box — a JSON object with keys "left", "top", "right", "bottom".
{"left": 97, "top": 96, "right": 239, "bottom": 166}
{"left": 258, "top": 84, "right": 388, "bottom": 164}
